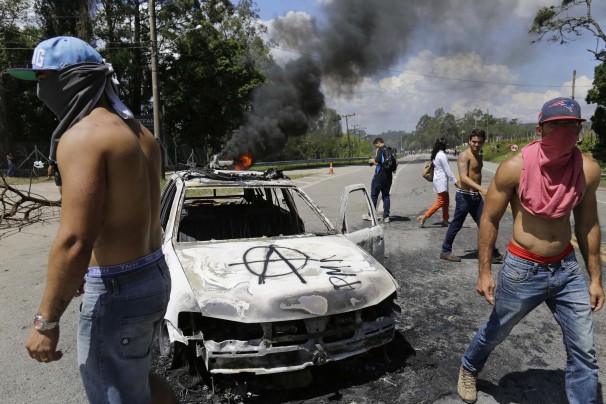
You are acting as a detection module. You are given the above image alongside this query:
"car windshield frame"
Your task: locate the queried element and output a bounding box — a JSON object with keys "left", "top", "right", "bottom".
{"left": 171, "top": 173, "right": 338, "bottom": 243}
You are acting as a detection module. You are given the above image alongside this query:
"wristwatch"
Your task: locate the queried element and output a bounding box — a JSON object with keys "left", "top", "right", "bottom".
{"left": 34, "top": 313, "right": 59, "bottom": 331}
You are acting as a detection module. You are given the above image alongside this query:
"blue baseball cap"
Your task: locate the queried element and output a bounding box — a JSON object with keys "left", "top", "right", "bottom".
{"left": 7, "top": 36, "right": 103, "bottom": 81}
{"left": 538, "top": 97, "right": 586, "bottom": 124}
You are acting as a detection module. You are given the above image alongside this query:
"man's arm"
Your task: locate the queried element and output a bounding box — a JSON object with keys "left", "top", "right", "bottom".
{"left": 477, "top": 155, "right": 520, "bottom": 304}
{"left": 25, "top": 126, "right": 106, "bottom": 362}
{"left": 573, "top": 158, "right": 604, "bottom": 312}
{"left": 369, "top": 147, "right": 382, "bottom": 165}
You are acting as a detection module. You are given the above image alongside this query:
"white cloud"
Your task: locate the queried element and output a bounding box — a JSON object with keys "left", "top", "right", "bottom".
{"left": 259, "top": 3, "right": 600, "bottom": 134}
{"left": 321, "top": 50, "right": 595, "bottom": 133}
{"left": 513, "top": 0, "right": 558, "bottom": 18}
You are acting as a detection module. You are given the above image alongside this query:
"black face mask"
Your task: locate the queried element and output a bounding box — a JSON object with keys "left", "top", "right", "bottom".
{"left": 35, "top": 63, "right": 108, "bottom": 162}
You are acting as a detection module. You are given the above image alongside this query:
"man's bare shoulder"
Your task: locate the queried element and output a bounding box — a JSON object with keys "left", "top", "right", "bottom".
{"left": 495, "top": 153, "right": 523, "bottom": 184}
{"left": 60, "top": 108, "right": 139, "bottom": 151}
{"left": 582, "top": 154, "right": 601, "bottom": 175}
{"left": 458, "top": 149, "right": 471, "bottom": 163}
{"left": 582, "top": 154, "right": 601, "bottom": 187}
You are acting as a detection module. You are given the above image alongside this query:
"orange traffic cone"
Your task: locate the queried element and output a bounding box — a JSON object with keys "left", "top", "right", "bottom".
{"left": 328, "top": 162, "right": 334, "bottom": 174}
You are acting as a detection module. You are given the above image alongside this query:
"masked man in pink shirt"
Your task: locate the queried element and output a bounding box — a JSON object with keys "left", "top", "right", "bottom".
{"left": 457, "top": 97, "right": 604, "bottom": 404}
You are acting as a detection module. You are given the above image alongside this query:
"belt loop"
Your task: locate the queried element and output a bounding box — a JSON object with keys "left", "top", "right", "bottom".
{"left": 111, "top": 278, "right": 120, "bottom": 295}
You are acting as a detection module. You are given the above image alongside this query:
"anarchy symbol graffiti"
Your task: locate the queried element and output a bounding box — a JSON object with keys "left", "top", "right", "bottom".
{"left": 241, "top": 245, "right": 310, "bottom": 284}
{"left": 229, "top": 244, "right": 360, "bottom": 290}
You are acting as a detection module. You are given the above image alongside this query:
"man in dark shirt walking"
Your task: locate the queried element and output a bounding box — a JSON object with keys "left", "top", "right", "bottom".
{"left": 367, "top": 137, "right": 393, "bottom": 223}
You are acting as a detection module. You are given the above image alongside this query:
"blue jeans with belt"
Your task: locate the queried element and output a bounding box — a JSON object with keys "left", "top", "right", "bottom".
{"left": 78, "top": 251, "right": 171, "bottom": 404}
{"left": 461, "top": 251, "right": 598, "bottom": 404}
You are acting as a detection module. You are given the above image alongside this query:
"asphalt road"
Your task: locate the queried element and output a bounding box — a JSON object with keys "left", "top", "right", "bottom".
{"left": 2, "top": 154, "right": 606, "bottom": 403}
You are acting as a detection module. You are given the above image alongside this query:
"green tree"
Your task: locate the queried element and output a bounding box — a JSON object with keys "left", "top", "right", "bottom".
{"left": 0, "top": 1, "right": 57, "bottom": 153}
{"left": 308, "top": 107, "right": 342, "bottom": 137}
{"left": 35, "top": 0, "right": 95, "bottom": 40}
{"left": 587, "top": 63, "right": 606, "bottom": 148}
{"left": 529, "top": 0, "right": 606, "bottom": 61}
{"left": 411, "top": 108, "right": 461, "bottom": 150}
{"left": 160, "top": 0, "right": 269, "bottom": 160}
{"left": 94, "top": 0, "right": 150, "bottom": 115}
{"left": 529, "top": 0, "right": 606, "bottom": 156}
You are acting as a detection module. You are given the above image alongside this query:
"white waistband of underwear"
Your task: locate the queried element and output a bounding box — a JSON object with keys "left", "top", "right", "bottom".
{"left": 457, "top": 189, "right": 480, "bottom": 196}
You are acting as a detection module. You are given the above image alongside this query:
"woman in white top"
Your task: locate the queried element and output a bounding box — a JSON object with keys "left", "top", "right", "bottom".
{"left": 416, "top": 137, "right": 458, "bottom": 227}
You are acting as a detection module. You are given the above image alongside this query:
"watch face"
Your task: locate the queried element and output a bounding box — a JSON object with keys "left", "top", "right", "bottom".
{"left": 34, "top": 314, "right": 57, "bottom": 331}
{"left": 34, "top": 318, "right": 45, "bottom": 330}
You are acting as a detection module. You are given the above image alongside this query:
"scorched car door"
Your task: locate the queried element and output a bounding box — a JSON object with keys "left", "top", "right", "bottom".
{"left": 335, "top": 184, "right": 385, "bottom": 262}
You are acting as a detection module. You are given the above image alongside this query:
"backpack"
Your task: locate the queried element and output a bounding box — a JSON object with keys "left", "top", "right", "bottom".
{"left": 422, "top": 161, "right": 434, "bottom": 182}
{"left": 382, "top": 147, "right": 398, "bottom": 173}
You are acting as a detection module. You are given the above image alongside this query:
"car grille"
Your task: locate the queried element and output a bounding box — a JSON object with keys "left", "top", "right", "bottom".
{"left": 183, "top": 295, "right": 396, "bottom": 347}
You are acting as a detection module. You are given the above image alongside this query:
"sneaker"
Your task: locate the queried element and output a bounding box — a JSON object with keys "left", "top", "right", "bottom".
{"left": 440, "top": 252, "right": 461, "bottom": 262}
{"left": 362, "top": 214, "right": 371, "bottom": 221}
{"left": 491, "top": 254, "right": 504, "bottom": 264}
{"left": 415, "top": 215, "right": 426, "bottom": 228}
{"left": 383, "top": 217, "right": 390, "bottom": 223}
{"left": 457, "top": 365, "right": 478, "bottom": 403}
{"left": 440, "top": 220, "right": 450, "bottom": 227}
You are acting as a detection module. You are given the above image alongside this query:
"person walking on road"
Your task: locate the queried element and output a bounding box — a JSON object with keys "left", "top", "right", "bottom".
{"left": 439, "top": 129, "right": 502, "bottom": 263}
{"left": 457, "top": 97, "right": 604, "bottom": 404}
{"left": 8, "top": 36, "right": 177, "bottom": 403}
{"left": 367, "top": 137, "right": 393, "bottom": 223}
{"left": 6, "top": 152, "right": 16, "bottom": 177}
{"left": 417, "top": 137, "right": 458, "bottom": 227}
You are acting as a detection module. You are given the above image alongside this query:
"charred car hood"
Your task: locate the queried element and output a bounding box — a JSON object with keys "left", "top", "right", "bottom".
{"left": 173, "top": 235, "right": 397, "bottom": 323}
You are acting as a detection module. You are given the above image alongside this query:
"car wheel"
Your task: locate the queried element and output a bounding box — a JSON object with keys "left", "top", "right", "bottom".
{"left": 158, "top": 320, "right": 186, "bottom": 369}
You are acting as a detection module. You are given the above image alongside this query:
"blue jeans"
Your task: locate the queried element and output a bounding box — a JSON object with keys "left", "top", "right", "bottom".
{"left": 441, "top": 191, "right": 483, "bottom": 254}
{"left": 78, "top": 254, "right": 171, "bottom": 404}
{"left": 7, "top": 162, "right": 16, "bottom": 177}
{"left": 462, "top": 251, "right": 598, "bottom": 404}
{"left": 371, "top": 174, "right": 392, "bottom": 218}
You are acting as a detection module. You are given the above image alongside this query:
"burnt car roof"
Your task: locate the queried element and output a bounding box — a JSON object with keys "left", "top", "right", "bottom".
{"left": 176, "top": 168, "right": 294, "bottom": 186}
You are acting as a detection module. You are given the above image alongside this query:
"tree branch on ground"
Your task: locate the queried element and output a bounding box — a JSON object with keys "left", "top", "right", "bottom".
{"left": 0, "top": 175, "right": 61, "bottom": 239}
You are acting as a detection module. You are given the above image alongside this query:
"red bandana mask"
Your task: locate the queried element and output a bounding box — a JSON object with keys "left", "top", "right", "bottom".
{"left": 519, "top": 127, "right": 584, "bottom": 219}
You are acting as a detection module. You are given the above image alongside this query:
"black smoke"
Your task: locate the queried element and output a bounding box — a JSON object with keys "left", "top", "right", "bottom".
{"left": 222, "top": 55, "right": 324, "bottom": 160}
{"left": 220, "top": 0, "right": 519, "bottom": 160}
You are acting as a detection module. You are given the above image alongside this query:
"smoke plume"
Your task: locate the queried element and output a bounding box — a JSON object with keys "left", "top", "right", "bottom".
{"left": 221, "top": 0, "right": 518, "bottom": 161}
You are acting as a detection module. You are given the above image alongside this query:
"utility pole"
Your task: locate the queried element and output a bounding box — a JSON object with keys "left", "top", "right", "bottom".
{"left": 341, "top": 113, "right": 355, "bottom": 157}
{"left": 572, "top": 70, "right": 576, "bottom": 99}
{"left": 486, "top": 108, "right": 489, "bottom": 143}
{"left": 149, "top": 0, "right": 164, "bottom": 176}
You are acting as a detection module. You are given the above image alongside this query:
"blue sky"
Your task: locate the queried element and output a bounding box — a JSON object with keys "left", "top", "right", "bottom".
{"left": 253, "top": 0, "right": 605, "bottom": 134}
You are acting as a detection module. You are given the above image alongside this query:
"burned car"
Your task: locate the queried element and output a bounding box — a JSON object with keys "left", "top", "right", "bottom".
{"left": 158, "top": 168, "right": 399, "bottom": 376}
